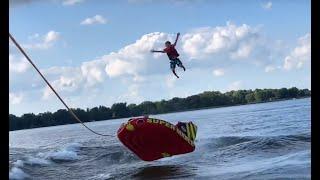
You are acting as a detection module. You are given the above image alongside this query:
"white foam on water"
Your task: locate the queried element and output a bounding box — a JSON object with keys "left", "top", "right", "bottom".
{"left": 9, "top": 167, "right": 29, "bottom": 180}
{"left": 14, "top": 157, "right": 51, "bottom": 168}
{"left": 40, "top": 142, "right": 82, "bottom": 161}
{"left": 13, "top": 160, "right": 24, "bottom": 168}
{"left": 49, "top": 149, "right": 79, "bottom": 161}
{"left": 90, "top": 173, "right": 112, "bottom": 180}
{"left": 26, "top": 157, "right": 50, "bottom": 165}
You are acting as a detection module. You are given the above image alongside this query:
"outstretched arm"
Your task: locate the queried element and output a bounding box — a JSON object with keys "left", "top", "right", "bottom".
{"left": 151, "top": 49, "right": 165, "bottom": 53}
{"left": 173, "top": 32, "right": 180, "bottom": 46}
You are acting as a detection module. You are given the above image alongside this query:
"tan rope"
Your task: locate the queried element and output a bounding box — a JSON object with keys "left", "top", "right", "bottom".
{"left": 9, "top": 33, "right": 114, "bottom": 137}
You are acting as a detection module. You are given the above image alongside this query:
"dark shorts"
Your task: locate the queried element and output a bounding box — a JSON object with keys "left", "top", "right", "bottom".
{"left": 169, "top": 58, "right": 183, "bottom": 70}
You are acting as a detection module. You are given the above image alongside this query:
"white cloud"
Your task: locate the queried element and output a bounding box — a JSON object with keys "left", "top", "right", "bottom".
{"left": 101, "top": 23, "right": 266, "bottom": 81}
{"left": 9, "top": 92, "right": 24, "bottom": 105}
{"left": 102, "top": 32, "right": 174, "bottom": 78}
{"left": 283, "top": 33, "right": 310, "bottom": 70}
{"left": 10, "top": 22, "right": 293, "bottom": 114}
{"left": 44, "top": 31, "right": 60, "bottom": 43}
{"left": 118, "top": 84, "right": 144, "bottom": 103}
{"left": 62, "top": 0, "right": 84, "bottom": 6}
{"left": 20, "top": 23, "right": 264, "bottom": 98}
{"left": 22, "top": 31, "right": 60, "bottom": 50}
{"left": 9, "top": 54, "right": 30, "bottom": 73}
{"left": 230, "top": 44, "right": 252, "bottom": 59}
{"left": 212, "top": 68, "right": 225, "bottom": 77}
{"left": 21, "top": 24, "right": 266, "bottom": 103}
{"left": 105, "top": 60, "right": 134, "bottom": 77}
{"left": 262, "top": 1, "right": 272, "bottom": 10}
{"left": 133, "top": 75, "right": 146, "bottom": 82}
{"left": 81, "top": 15, "right": 107, "bottom": 25}
{"left": 42, "top": 74, "right": 83, "bottom": 100}
{"left": 181, "top": 22, "right": 259, "bottom": 60}
{"left": 41, "top": 58, "right": 110, "bottom": 99}
{"left": 81, "top": 60, "right": 105, "bottom": 86}
{"left": 41, "top": 66, "right": 84, "bottom": 99}
{"left": 227, "top": 81, "right": 243, "bottom": 91}
{"left": 264, "top": 65, "right": 276, "bottom": 72}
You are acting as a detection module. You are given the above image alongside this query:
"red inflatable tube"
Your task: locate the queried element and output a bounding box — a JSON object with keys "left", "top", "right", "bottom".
{"left": 117, "top": 116, "right": 196, "bottom": 161}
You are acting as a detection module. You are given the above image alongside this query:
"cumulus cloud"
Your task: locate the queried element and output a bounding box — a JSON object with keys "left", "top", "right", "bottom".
{"left": 283, "top": 33, "right": 310, "bottom": 70}
{"left": 230, "top": 44, "right": 252, "bottom": 59}
{"left": 98, "top": 22, "right": 264, "bottom": 82}
{"left": 41, "top": 59, "right": 109, "bottom": 99}
{"left": 28, "top": 23, "right": 267, "bottom": 101}
{"left": 212, "top": 68, "right": 225, "bottom": 77}
{"left": 38, "top": 32, "right": 174, "bottom": 100}
{"left": 9, "top": 92, "right": 24, "bottom": 105}
{"left": 81, "top": 60, "right": 106, "bottom": 86}
{"left": 14, "top": 22, "right": 266, "bottom": 100}
{"left": 42, "top": 72, "right": 83, "bottom": 100}
{"left": 105, "top": 60, "right": 134, "bottom": 77}
{"left": 103, "top": 32, "right": 174, "bottom": 78}
{"left": 181, "top": 22, "right": 259, "bottom": 60}
{"left": 81, "top": 15, "right": 107, "bottom": 25}
{"left": 44, "top": 31, "right": 60, "bottom": 43}
{"left": 22, "top": 31, "right": 60, "bottom": 50}
{"left": 118, "top": 84, "right": 144, "bottom": 103}
{"left": 262, "top": 1, "right": 272, "bottom": 10}
{"left": 227, "top": 81, "right": 243, "bottom": 91}
{"left": 9, "top": 54, "right": 30, "bottom": 73}
{"left": 264, "top": 65, "right": 276, "bottom": 73}
{"left": 11, "top": 22, "right": 287, "bottom": 112}
{"left": 62, "top": 0, "right": 85, "bottom": 6}
{"left": 41, "top": 66, "right": 85, "bottom": 99}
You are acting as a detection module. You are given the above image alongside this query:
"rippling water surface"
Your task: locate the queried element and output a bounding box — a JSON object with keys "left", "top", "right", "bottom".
{"left": 9, "top": 98, "right": 311, "bottom": 180}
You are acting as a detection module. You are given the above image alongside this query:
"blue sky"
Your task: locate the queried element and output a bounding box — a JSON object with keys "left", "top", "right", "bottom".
{"left": 9, "top": 0, "right": 311, "bottom": 115}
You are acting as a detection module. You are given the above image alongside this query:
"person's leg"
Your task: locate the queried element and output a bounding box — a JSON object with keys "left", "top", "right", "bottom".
{"left": 181, "top": 64, "right": 186, "bottom": 71}
{"left": 172, "top": 69, "right": 179, "bottom": 78}
{"left": 176, "top": 58, "right": 186, "bottom": 71}
{"left": 170, "top": 60, "right": 179, "bottom": 78}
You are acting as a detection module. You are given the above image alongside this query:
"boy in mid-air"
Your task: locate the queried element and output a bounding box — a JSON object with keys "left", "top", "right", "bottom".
{"left": 151, "top": 32, "right": 186, "bottom": 78}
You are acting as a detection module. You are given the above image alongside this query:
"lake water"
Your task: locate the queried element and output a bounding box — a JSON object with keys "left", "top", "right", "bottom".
{"left": 9, "top": 98, "right": 311, "bottom": 180}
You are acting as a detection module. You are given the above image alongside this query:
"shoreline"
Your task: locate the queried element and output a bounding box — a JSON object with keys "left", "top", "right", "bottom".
{"left": 147, "top": 96, "right": 310, "bottom": 116}
{"left": 9, "top": 96, "right": 310, "bottom": 132}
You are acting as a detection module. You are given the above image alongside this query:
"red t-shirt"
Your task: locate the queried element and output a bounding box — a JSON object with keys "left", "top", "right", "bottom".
{"left": 163, "top": 45, "right": 179, "bottom": 59}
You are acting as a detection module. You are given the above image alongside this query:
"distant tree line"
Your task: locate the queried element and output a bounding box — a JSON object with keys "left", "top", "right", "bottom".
{"left": 9, "top": 87, "right": 311, "bottom": 131}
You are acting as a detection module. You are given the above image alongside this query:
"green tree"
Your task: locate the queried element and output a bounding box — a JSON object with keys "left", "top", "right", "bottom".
{"left": 9, "top": 87, "right": 311, "bottom": 131}
{"left": 139, "top": 101, "right": 157, "bottom": 114}
{"left": 111, "top": 103, "right": 130, "bottom": 118}
{"left": 245, "top": 93, "right": 256, "bottom": 103}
